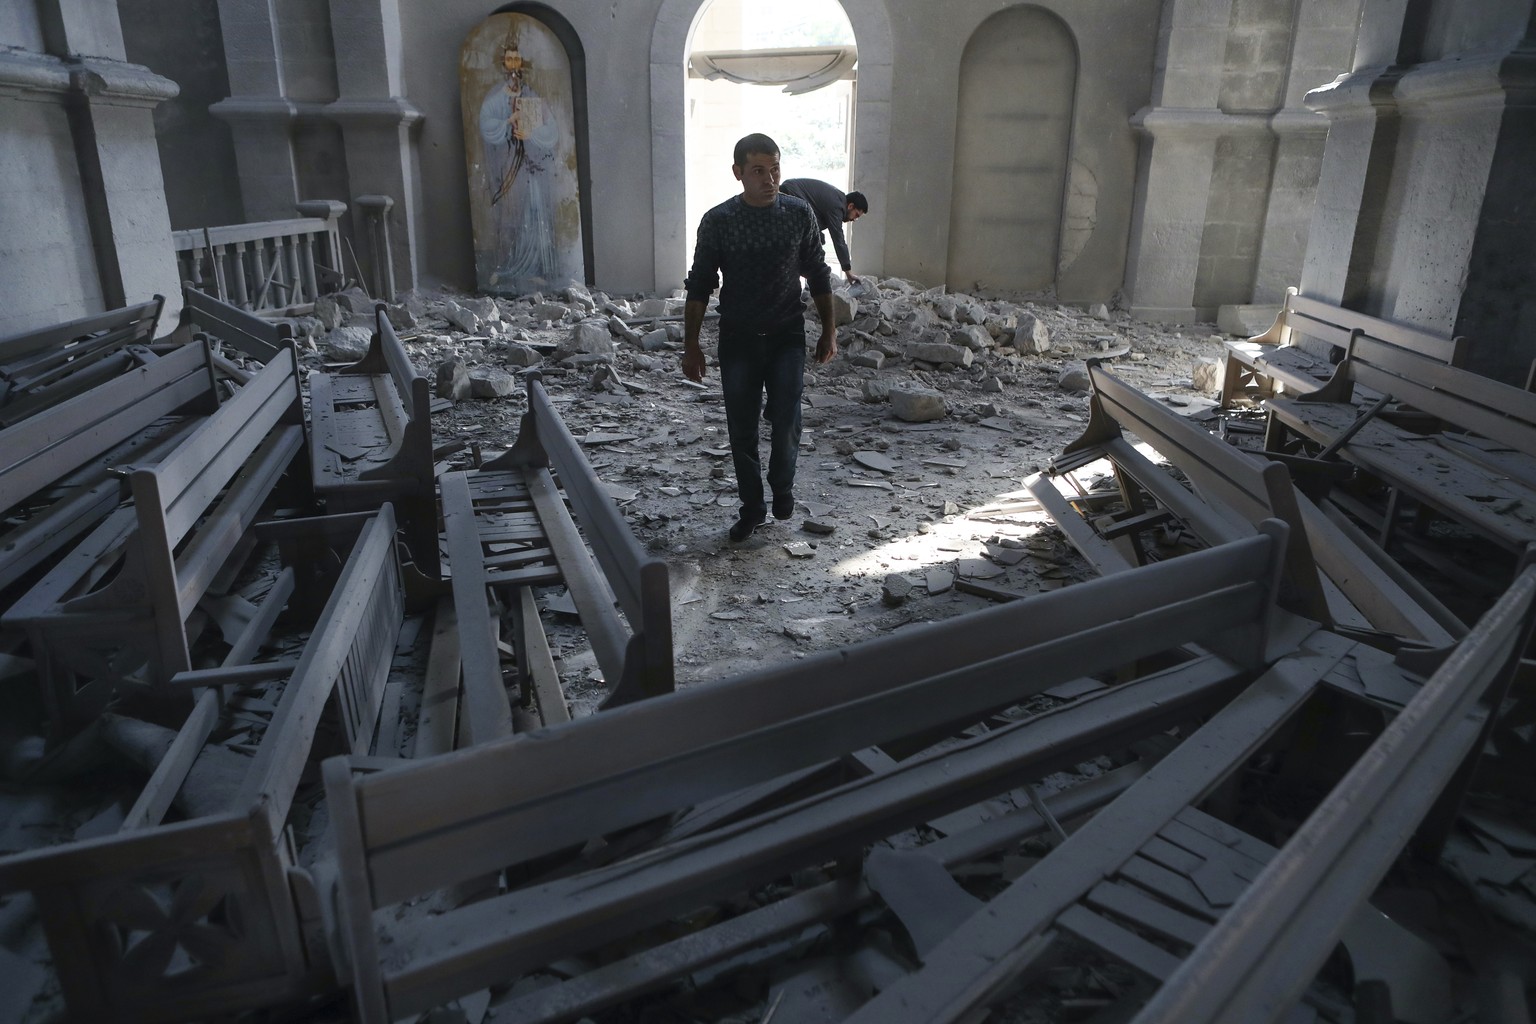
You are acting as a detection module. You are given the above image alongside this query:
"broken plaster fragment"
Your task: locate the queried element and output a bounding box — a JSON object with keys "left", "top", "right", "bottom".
{"left": 784, "top": 542, "right": 816, "bottom": 558}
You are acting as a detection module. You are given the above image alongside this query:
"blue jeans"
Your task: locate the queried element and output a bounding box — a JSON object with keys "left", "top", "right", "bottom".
{"left": 719, "top": 321, "right": 805, "bottom": 518}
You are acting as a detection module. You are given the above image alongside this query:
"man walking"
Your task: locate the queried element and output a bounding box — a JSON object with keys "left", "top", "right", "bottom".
{"left": 682, "top": 134, "right": 836, "bottom": 543}
{"left": 779, "top": 177, "right": 868, "bottom": 284}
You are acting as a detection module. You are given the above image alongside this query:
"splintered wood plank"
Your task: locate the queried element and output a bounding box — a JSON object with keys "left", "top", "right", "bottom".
{"left": 415, "top": 596, "right": 461, "bottom": 758}
{"left": 517, "top": 585, "right": 567, "bottom": 727}
{"left": 1084, "top": 880, "right": 1210, "bottom": 948}
{"left": 1058, "top": 903, "right": 1183, "bottom": 981}
{"left": 441, "top": 472, "right": 513, "bottom": 745}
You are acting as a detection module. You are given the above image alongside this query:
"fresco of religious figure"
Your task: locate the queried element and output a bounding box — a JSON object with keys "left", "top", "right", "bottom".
{"left": 461, "top": 14, "right": 584, "bottom": 294}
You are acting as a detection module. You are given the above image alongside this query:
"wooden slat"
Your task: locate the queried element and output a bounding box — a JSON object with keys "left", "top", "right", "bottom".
{"left": 441, "top": 471, "right": 514, "bottom": 744}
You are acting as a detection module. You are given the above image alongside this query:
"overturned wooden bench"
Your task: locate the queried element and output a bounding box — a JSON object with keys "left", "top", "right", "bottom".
{"left": 4, "top": 346, "right": 308, "bottom": 726}
{"left": 1220, "top": 287, "right": 1467, "bottom": 409}
{"left": 318, "top": 527, "right": 1311, "bottom": 1021}
{"left": 309, "top": 305, "right": 438, "bottom": 577}
{"left": 0, "top": 340, "right": 221, "bottom": 597}
{"left": 1133, "top": 550, "right": 1536, "bottom": 1024}
{"left": 0, "top": 295, "right": 165, "bottom": 427}
{"left": 1264, "top": 326, "right": 1536, "bottom": 557}
{"left": 0, "top": 506, "right": 406, "bottom": 1023}
{"left": 1032, "top": 361, "right": 1465, "bottom": 647}
{"left": 436, "top": 369, "right": 672, "bottom": 733}
{"left": 170, "top": 283, "right": 294, "bottom": 372}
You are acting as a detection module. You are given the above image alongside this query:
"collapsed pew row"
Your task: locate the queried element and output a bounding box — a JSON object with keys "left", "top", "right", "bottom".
{"left": 2, "top": 285, "right": 1534, "bottom": 1024}
{"left": 0, "top": 287, "right": 674, "bottom": 1020}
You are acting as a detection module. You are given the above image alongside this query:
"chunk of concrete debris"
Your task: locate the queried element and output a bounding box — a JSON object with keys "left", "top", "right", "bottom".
{"left": 325, "top": 325, "right": 372, "bottom": 362}
{"left": 335, "top": 285, "right": 374, "bottom": 316}
{"left": 832, "top": 290, "right": 858, "bottom": 325}
{"left": 386, "top": 302, "right": 418, "bottom": 331}
{"left": 444, "top": 299, "right": 482, "bottom": 335}
{"left": 889, "top": 385, "right": 948, "bottom": 422}
{"left": 458, "top": 295, "right": 501, "bottom": 323}
{"left": 1192, "top": 355, "right": 1224, "bottom": 394}
{"left": 608, "top": 315, "right": 642, "bottom": 345}
{"left": 534, "top": 300, "right": 570, "bottom": 322}
{"left": 906, "top": 341, "right": 973, "bottom": 368}
{"left": 635, "top": 297, "right": 669, "bottom": 317}
{"left": 784, "top": 541, "right": 816, "bottom": 558}
{"left": 504, "top": 343, "right": 541, "bottom": 367}
{"left": 862, "top": 378, "right": 893, "bottom": 403}
{"left": 853, "top": 451, "right": 899, "bottom": 474}
{"left": 925, "top": 568, "right": 954, "bottom": 594}
{"left": 882, "top": 573, "right": 914, "bottom": 606}
{"left": 434, "top": 357, "right": 471, "bottom": 400}
{"left": 313, "top": 293, "right": 345, "bottom": 330}
{"left": 640, "top": 328, "right": 670, "bottom": 352}
{"left": 1014, "top": 313, "right": 1051, "bottom": 353}
{"left": 557, "top": 319, "right": 614, "bottom": 359}
{"left": 952, "top": 325, "right": 992, "bottom": 351}
{"left": 1058, "top": 365, "right": 1092, "bottom": 393}
{"left": 802, "top": 517, "right": 836, "bottom": 535}
{"left": 1089, "top": 302, "right": 1112, "bottom": 321}
{"left": 852, "top": 350, "right": 885, "bottom": 369}
{"left": 469, "top": 365, "right": 517, "bottom": 398}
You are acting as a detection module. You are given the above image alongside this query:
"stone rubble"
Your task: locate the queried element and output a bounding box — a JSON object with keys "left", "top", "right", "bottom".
{"left": 287, "top": 276, "right": 1233, "bottom": 696}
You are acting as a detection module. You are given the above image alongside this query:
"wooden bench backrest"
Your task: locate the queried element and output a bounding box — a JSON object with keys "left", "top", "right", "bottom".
{"left": 126, "top": 347, "right": 304, "bottom": 678}
{"left": 0, "top": 295, "right": 164, "bottom": 366}
{"left": 0, "top": 340, "right": 218, "bottom": 513}
{"left": 1084, "top": 363, "right": 1331, "bottom": 623}
{"left": 1325, "top": 334, "right": 1536, "bottom": 456}
{"left": 485, "top": 372, "right": 674, "bottom": 699}
{"left": 182, "top": 285, "right": 292, "bottom": 363}
{"left": 240, "top": 505, "right": 402, "bottom": 833}
{"left": 330, "top": 529, "right": 1293, "bottom": 911}
{"left": 1285, "top": 292, "right": 1467, "bottom": 367}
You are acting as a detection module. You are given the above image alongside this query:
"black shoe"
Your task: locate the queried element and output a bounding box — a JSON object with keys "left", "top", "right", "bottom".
{"left": 729, "top": 510, "right": 767, "bottom": 542}
{"left": 772, "top": 493, "right": 795, "bottom": 520}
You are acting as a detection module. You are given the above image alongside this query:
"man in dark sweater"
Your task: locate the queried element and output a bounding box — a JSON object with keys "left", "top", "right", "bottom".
{"left": 683, "top": 134, "right": 836, "bottom": 543}
{"left": 779, "top": 178, "right": 868, "bottom": 284}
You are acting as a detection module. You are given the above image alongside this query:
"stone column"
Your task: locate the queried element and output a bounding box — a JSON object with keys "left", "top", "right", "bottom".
{"left": 1123, "top": 0, "right": 1237, "bottom": 322}
{"left": 326, "top": 0, "right": 422, "bottom": 296}
{"left": 1394, "top": 46, "right": 1536, "bottom": 384}
{"left": 15, "top": 0, "right": 182, "bottom": 325}
{"left": 209, "top": 0, "right": 300, "bottom": 222}
{"left": 1249, "top": 0, "right": 1361, "bottom": 304}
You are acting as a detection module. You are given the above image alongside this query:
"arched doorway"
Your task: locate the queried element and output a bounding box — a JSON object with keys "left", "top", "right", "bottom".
{"left": 947, "top": 7, "right": 1077, "bottom": 296}
{"left": 682, "top": 0, "right": 857, "bottom": 271}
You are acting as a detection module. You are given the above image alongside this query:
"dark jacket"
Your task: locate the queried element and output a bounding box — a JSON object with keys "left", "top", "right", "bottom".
{"left": 779, "top": 178, "right": 852, "bottom": 273}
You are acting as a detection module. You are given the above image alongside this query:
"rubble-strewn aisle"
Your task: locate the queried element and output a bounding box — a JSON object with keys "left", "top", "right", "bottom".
{"left": 316, "top": 278, "right": 1233, "bottom": 716}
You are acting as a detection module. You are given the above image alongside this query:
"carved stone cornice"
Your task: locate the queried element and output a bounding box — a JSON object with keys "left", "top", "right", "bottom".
{"left": 0, "top": 49, "right": 177, "bottom": 107}
{"left": 210, "top": 93, "right": 422, "bottom": 129}
{"left": 1130, "top": 106, "right": 1328, "bottom": 140}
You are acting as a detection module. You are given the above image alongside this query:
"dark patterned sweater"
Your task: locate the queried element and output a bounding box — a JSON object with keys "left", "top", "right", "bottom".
{"left": 684, "top": 194, "right": 832, "bottom": 334}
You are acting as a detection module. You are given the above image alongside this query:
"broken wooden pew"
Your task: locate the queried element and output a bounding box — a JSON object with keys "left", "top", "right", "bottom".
{"left": 169, "top": 283, "right": 294, "bottom": 373}
{"left": 1033, "top": 361, "right": 1465, "bottom": 647}
{"left": 0, "top": 295, "right": 165, "bottom": 428}
{"left": 0, "top": 505, "right": 406, "bottom": 1024}
{"left": 436, "top": 368, "right": 672, "bottom": 731}
{"left": 318, "top": 526, "right": 1310, "bottom": 1021}
{"left": 1219, "top": 286, "right": 1467, "bottom": 409}
{"left": 1132, "top": 550, "right": 1536, "bottom": 1024}
{"left": 308, "top": 305, "right": 438, "bottom": 577}
{"left": 3, "top": 345, "right": 308, "bottom": 727}
{"left": 1263, "top": 327, "right": 1536, "bottom": 562}
{"left": 0, "top": 339, "right": 222, "bottom": 597}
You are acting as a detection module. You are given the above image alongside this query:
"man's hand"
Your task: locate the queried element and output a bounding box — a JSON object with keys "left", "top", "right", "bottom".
{"left": 814, "top": 328, "right": 837, "bottom": 365}
{"left": 681, "top": 345, "right": 707, "bottom": 382}
{"left": 846, "top": 270, "right": 861, "bottom": 285}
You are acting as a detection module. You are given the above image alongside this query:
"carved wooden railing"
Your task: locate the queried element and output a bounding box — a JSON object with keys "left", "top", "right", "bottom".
{"left": 172, "top": 200, "right": 347, "bottom": 313}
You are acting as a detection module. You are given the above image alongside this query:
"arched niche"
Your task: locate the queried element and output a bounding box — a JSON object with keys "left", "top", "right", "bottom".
{"left": 460, "top": 4, "right": 593, "bottom": 292}
{"left": 947, "top": 6, "right": 1078, "bottom": 296}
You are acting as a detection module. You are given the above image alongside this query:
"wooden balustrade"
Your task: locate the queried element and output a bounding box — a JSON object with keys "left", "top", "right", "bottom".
{"left": 172, "top": 200, "right": 347, "bottom": 313}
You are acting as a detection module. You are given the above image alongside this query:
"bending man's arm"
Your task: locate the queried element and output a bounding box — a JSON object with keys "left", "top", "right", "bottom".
{"left": 682, "top": 299, "right": 709, "bottom": 382}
